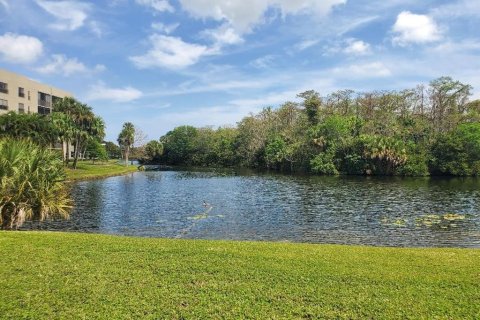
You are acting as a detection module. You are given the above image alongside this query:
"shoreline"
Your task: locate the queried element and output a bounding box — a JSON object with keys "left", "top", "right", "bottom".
{"left": 65, "top": 160, "right": 138, "bottom": 181}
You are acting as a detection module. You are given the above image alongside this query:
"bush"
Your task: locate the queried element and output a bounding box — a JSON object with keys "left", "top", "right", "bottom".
{"left": 310, "top": 151, "right": 339, "bottom": 175}
{"left": 0, "top": 138, "right": 72, "bottom": 229}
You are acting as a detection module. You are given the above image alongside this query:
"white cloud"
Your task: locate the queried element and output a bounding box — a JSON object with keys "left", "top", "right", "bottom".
{"left": 179, "top": 0, "right": 345, "bottom": 33}
{"left": 250, "top": 55, "right": 276, "bottom": 69}
{"left": 0, "top": 33, "right": 43, "bottom": 64}
{"left": 86, "top": 82, "right": 143, "bottom": 103}
{"left": 392, "top": 11, "right": 442, "bottom": 46}
{"left": 202, "top": 24, "right": 244, "bottom": 45}
{"left": 36, "top": 54, "right": 105, "bottom": 76}
{"left": 431, "top": 0, "right": 480, "bottom": 18}
{"left": 323, "top": 38, "right": 371, "bottom": 56}
{"left": 332, "top": 62, "right": 391, "bottom": 78}
{"left": 35, "top": 0, "right": 90, "bottom": 31}
{"left": 130, "top": 34, "right": 218, "bottom": 69}
{"left": 135, "top": 0, "right": 174, "bottom": 13}
{"left": 151, "top": 22, "right": 179, "bottom": 34}
{"left": 343, "top": 39, "right": 371, "bottom": 55}
{"left": 294, "top": 39, "right": 320, "bottom": 51}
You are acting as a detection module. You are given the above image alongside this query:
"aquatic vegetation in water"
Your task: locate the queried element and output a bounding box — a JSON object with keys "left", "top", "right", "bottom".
{"left": 393, "top": 219, "right": 407, "bottom": 227}
{"left": 443, "top": 213, "right": 465, "bottom": 221}
{"left": 415, "top": 213, "right": 466, "bottom": 229}
{"left": 380, "top": 217, "right": 407, "bottom": 227}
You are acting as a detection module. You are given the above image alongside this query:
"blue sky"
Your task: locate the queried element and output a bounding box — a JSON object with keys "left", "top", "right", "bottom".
{"left": 1, "top": 0, "right": 479, "bottom": 141}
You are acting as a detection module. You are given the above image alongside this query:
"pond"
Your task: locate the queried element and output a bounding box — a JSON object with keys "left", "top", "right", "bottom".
{"left": 22, "top": 169, "right": 480, "bottom": 248}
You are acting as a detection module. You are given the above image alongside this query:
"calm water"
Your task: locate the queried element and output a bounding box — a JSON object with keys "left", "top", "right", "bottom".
{"left": 22, "top": 170, "right": 480, "bottom": 247}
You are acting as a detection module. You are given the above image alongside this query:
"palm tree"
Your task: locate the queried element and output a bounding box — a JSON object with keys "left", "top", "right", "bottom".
{"left": 50, "top": 112, "right": 75, "bottom": 164}
{"left": 118, "top": 122, "right": 135, "bottom": 165}
{"left": 54, "top": 98, "right": 98, "bottom": 169}
{"left": 0, "top": 138, "right": 72, "bottom": 229}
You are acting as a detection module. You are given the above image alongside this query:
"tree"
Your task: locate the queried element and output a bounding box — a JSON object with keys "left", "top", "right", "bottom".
{"left": 0, "top": 112, "right": 56, "bottom": 146}
{"left": 298, "top": 90, "right": 322, "bottom": 124}
{"left": 430, "top": 123, "right": 480, "bottom": 175}
{"left": 0, "top": 138, "right": 72, "bottom": 229}
{"left": 85, "top": 140, "right": 108, "bottom": 163}
{"left": 53, "top": 97, "right": 100, "bottom": 169}
{"left": 161, "top": 126, "right": 198, "bottom": 165}
{"left": 105, "top": 141, "right": 121, "bottom": 159}
{"left": 142, "top": 140, "right": 164, "bottom": 163}
{"left": 118, "top": 122, "right": 135, "bottom": 165}
{"left": 428, "top": 77, "right": 472, "bottom": 133}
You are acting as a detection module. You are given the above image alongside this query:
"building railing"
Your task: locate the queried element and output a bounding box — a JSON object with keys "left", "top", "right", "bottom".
{"left": 38, "top": 99, "right": 52, "bottom": 107}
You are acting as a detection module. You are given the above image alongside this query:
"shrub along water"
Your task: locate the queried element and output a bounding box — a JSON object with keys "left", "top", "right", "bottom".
{"left": 146, "top": 77, "right": 480, "bottom": 176}
{"left": 0, "top": 138, "right": 72, "bottom": 230}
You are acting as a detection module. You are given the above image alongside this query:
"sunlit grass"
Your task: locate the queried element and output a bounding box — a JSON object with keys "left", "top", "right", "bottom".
{"left": 65, "top": 160, "right": 138, "bottom": 181}
{"left": 0, "top": 232, "right": 478, "bottom": 319}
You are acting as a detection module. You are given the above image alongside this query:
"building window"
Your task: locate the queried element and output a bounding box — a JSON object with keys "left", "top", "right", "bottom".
{"left": 18, "top": 103, "right": 25, "bottom": 114}
{"left": 0, "top": 82, "right": 7, "bottom": 94}
{"left": 38, "top": 105, "right": 51, "bottom": 115}
{"left": 28, "top": 91, "right": 31, "bottom": 101}
{"left": 18, "top": 87, "right": 25, "bottom": 98}
{"left": 38, "top": 92, "right": 51, "bottom": 107}
{"left": 0, "top": 99, "right": 8, "bottom": 110}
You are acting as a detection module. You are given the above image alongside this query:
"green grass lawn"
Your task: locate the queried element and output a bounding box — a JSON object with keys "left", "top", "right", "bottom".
{"left": 65, "top": 160, "right": 138, "bottom": 181}
{"left": 0, "top": 232, "right": 479, "bottom": 319}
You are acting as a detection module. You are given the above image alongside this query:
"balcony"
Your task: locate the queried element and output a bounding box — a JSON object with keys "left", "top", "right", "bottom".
{"left": 0, "top": 88, "right": 8, "bottom": 94}
{"left": 19, "top": 92, "right": 25, "bottom": 98}
{"left": 38, "top": 99, "right": 52, "bottom": 108}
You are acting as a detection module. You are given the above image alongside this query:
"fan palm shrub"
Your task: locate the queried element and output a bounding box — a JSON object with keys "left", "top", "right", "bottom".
{"left": 0, "top": 138, "right": 72, "bottom": 229}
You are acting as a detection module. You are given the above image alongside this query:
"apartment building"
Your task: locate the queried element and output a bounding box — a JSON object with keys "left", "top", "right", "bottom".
{"left": 0, "top": 68, "right": 72, "bottom": 115}
{"left": 0, "top": 68, "right": 77, "bottom": 159}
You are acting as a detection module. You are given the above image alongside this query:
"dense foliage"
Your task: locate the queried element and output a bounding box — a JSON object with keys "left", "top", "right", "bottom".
{"left": 0, "top": 97, "right": 106, "bottom": 169}
{"left": 152, "top": 77, "right": 480, "bottom": 176}
{"left": 0, "top": 138, "right": 72, "bottom": 229}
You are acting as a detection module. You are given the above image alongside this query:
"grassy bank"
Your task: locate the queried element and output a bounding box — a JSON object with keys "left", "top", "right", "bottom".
{"left": 65, "top": 160, "right": 138, "bottom": 181}
{"left": 0, "top": 232, "right": 478, "bottom": 319}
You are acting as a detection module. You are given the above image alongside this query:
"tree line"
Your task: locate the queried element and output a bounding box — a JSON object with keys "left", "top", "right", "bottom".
{"left": 0, "top": 97, "right": 106, "bottom": 169}
{"left": 145, "top": 77, "right": 480, "bottom": 176}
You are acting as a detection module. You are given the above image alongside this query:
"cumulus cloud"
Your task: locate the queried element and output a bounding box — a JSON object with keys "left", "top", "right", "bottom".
{"left": 36, "top": 54, "right": 105, "bottom": 76}
{"left": 202, "top": 24, "right": 244, "bottom": 45}
{"left": 129, "top": 34, "right": 218, "bottom": 69}
{"left": 35, "top": 0, "right": 90, "bottom": 31}
{"left": 135, "top": 0, "right": 174, "bottom": 13}
{"left": 392, "top": 11, "right": 442, "bottom": 46}
{"left": 179, "top": 0, "right": 345, "bottom": 33}
{"left": 343, "top": 39, "right": 371, "bottom": 55}
{"left": 86, "top": 82, "right": 143, "bottom": 103}
{"left": 0, "top": 33, "right": 43, "bottom": 64}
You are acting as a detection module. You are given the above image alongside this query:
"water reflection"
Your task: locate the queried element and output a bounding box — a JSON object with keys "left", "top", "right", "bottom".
{"left": 21, "top": 170, "right": 480, "bottom": 248}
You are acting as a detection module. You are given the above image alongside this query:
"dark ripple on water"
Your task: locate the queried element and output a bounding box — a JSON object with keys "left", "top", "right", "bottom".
{"left": 21, "top": 170, "right": 480, "bottom": 248}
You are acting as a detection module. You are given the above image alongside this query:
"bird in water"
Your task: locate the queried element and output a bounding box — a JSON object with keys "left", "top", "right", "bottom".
{"left": 203, "top": 200, "right": 211, "bottom": 208}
